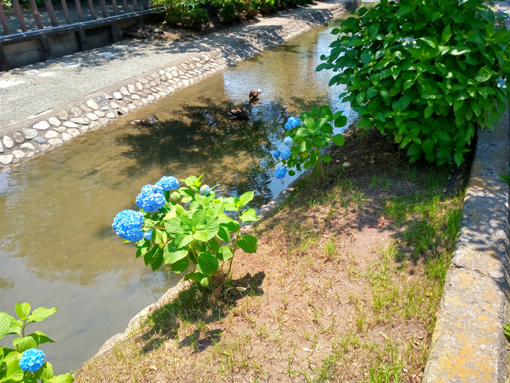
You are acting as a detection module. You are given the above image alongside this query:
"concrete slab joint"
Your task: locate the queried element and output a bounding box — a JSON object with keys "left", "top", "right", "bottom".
{"left": 422, "top": 104, "right": 510, "bottom": 382}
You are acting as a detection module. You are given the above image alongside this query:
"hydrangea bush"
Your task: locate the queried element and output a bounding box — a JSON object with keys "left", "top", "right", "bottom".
{"left": 112, "top": 174, "right": 259, "bottom": 286}
{"left": 272, "top": 109, "right": 347, "bottom": 179}
{"left": 0, "top": 303, "right": 74, "bottom": 383}
{"left": 318, "top": 0, "right": 510, "bottom": 167}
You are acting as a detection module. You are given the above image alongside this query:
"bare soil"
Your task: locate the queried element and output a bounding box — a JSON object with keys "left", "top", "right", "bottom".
{"left": 75, "top": 128, "right": 470, "bottom": 383}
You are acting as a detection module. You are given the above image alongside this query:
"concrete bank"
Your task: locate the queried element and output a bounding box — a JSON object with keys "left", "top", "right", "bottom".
{"left": 423, "top": 106, "right": 510, "bottom": 382}
{"left": 0, "top": 0, "right": 355, "bottom": 170}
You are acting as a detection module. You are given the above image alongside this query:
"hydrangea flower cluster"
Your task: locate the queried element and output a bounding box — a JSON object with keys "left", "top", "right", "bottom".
{"left": 285, "top": 117, "right": 300, "bottom": 130}
{"left": 281, "top": 150, "right": 291, "bottom": 160}
{"left": 19, "top": 348, "right": 45, "bottom": 372}
{"left": 143, "top": 229, "right": 153, "bottom": 241}
{"left": 283, "top": 137, "right": 293, "bottom": 147}
{"left": 112, "top": 210, "right": 144, "bottom": 241}
{"left": 274, "top": 167, "right": 287, "bottom": 179}
{"left": 156, "top": 176, "right": 179, "bottom": 191}
{"left": 496, "top": 78, "right": 507, "bottom": 89}
{"left": 136, "top": 184, "right": 166, "bottom": 213}
{"left": 273, "top": 150, "right": 281, "bottom": 160}
{"left": 200, "top": 185, "right": 211, "bottom": 195}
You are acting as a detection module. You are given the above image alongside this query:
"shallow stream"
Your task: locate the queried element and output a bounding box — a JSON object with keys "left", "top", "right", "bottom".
{"left": 0, "top": 18, "right": 357, "bottom": 373}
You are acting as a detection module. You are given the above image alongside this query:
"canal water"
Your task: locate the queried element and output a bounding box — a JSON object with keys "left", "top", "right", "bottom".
{"left": 0, "top": 18, "right": 357, "bottom": 373}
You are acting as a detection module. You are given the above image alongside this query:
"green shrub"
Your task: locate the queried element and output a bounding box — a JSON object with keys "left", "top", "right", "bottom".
{"left": 165, "top": 6, "right": 209, "bottom": 29}
{"left": 219, "top": 1, "right": 241, "bottom": 23}
{"left": 318, "top": 0, "right": 510, "bottom": 167}
{"left": 0, "top": 303, "right": 74, "bottom": 383}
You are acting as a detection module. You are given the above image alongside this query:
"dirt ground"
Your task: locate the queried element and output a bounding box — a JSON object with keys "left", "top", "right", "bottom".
{"left": 75, "top": 128, "right": 470, "bottom": 383}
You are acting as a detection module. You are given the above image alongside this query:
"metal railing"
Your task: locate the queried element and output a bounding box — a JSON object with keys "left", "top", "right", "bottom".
{"left": 0, "top": 0, "right": 152, "bottom": 40}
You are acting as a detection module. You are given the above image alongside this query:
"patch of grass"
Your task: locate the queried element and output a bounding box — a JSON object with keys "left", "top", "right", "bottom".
{"left": 75, "top": 128, "right": 468, "bottom": 383}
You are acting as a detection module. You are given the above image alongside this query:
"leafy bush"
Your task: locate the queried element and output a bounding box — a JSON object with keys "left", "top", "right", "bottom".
{"left": 165, "top": 6, "right": 209, "bottom": 29}
{"left": 112, "top": 175, "right": 260, "bottom": 287}
{"left": 219, "top": 1, "right": 241, "bottom": 23}
{"left": 0, "top": 303, "right": 74, "bottom": 383}
{"left": 318, "top": 0, "right": 510, "bottom": 167}
{"left": 272, "top": 108, "right": 347, "bottom": 179}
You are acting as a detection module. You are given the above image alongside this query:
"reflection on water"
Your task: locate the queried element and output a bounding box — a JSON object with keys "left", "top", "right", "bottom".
{"left": 0, "top": 19, "right": 356, "bottom": 373}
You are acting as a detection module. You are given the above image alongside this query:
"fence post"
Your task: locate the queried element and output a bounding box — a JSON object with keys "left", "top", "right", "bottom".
{"left": 74, "top": 0, "right": 84, "bottom": 21}
{"left": 0, "top": 5, "right": 11, "bottom": 35}
{"left": 60, "top": 0, "right": 72, "bottom": 24}
{"left": 29, "top": 0, "right": 45, "bottom": 30}
{"left": 12, "top": 0, "right": 28, "bottom": 32}
{"left": 86, "top": 0, "right": 97, "bottom": 19}
{"left": 43, "top": 0, "right": 60, "bottom": 27}
{"left": 38, "top": 35, "right": 51, "bottom": 61}
{"left": 99, "top": 0, "right": 109, "bottom": 17}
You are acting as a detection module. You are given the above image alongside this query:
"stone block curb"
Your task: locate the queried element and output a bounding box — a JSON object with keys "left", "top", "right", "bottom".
{"left": 423, "top": 105, "right": 510, "bottom": 382}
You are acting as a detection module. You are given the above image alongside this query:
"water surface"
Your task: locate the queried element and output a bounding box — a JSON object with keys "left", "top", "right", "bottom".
{"left": 0, "top": 18, "right": 356, "bottom": 373}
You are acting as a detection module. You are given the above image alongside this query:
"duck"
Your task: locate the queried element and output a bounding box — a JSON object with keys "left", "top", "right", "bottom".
{"left": 249, "top": 89, "right": 262, "bottom": 102}
{"left": 131, "top": 115, "right": 159, "bottom": 126}
{"left": 228, "top": 108, "right": 249, "bottom": 120}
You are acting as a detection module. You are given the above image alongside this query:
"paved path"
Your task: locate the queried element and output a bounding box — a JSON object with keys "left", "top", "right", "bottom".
{"left": 0, "top": 0, "right": 348, "bottom": 133}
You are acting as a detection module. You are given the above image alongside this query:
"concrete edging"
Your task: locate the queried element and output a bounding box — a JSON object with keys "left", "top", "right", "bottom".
{"left": 423, "top": 106, "right": 510, "bottom": 382}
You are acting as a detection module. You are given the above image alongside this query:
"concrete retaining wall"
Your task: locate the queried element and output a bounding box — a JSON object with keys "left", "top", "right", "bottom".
{"left": 423, "top": 106, "right": 510, "bottom": 382}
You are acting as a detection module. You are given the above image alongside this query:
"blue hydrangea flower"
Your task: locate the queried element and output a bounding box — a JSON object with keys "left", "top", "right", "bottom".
{"left": 285, "top": 117, "right": 300, "bottom": 130}
{"left": 281, "top": 150, "right": 291, "bottom": 160}
{"left": 156, "top": 176, "right": 179, "bottom": 191}
{"left": 143, "top": 229, "right": 153, "bottom": 241}
{"left": 283, "top": 137, "right": 293, "bottom": 147}
{"left": 496, "top": 78, "right": 507, "bottom": 89}
{"left": 141, "top": 184, "right": 164, "bottom": 196}
{"left": 200, "top": 185, "right": 211, "bottom": 195}
{"left": 112, "top": 210, "right": 144, "bottom": 241}
{"left": 19, "top": 349, "right": 45, "bottom": 372}
{"left": 136, "top": 190, "right": 166, "bottom": 213}
{"left": 274, "top": 167, "right": 287, "bottom": 179}
{"left": 273, "top": 150, "right": 281, "bottom": 160}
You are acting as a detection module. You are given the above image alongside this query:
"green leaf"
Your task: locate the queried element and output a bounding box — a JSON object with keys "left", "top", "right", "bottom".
{"left": 27, "top": 307, "right": 58, "bottom": 324}
{"left": 313, "top": 135, "right": 328, "bottom": 147}
{"left": 193, "top": 231, "right": 209, "bottom": 242}
{"left": 237, "top": 235, "right": 258, "bottom": 254}
{"left": 217, "top": 225, "right": 231, "bottom": 243}
{"left": 407, "top": 143, "right": 422, "bottom": 157}
{"left": 333, "top": 134, "right": 345, "bottom": 146}
{"left": 369, "top": 23, "right": 380, "bottom": 36}
{"left": 240, "top": 208, "right": 259, "bottom": 223}
{"left": 424, "top": 105, "right": 434, "bottom": 119}
{"left": 453, "top": 152, "right": 464, "bottom": 167}
{"left": 422, "top": 138, "right": 434, "bottom": 154}
{"left": 217, "top": 246, "right": 233, "bottom": 262}
{"left": 334, "top": 116, "right": 347, "bottom": 127}
{"left": 239, "top": 191, "right": 254, "bottom": 207}
{"left": 6, "top": 359, "right": 23, "bottom": 381}
{"left": 196, "top": 252, "right": 219, "bottom": 276}
{"left": 35, "top": 362, "right": 54, "bottom": 381}
{"left": 360, "top": 50, "right": 373, "bottom": 65}
{"left": 356, "top": 91, "right": 366, "bottom": 105}
{"left": 171, "top": 257, "right": 189, "bottom": 273}
{"left": 321, "top": 155, "right": 332, "bottom": 163}
{"left": 397, "top": 5, "right": 413, "bottom": 17}
{"left": 14, "top": 303, "right": 31, "bottom": 320}
{"left": 48, "top": 373, "right": 75, "bottom": 383}
{"left": 366, "top": 87, "right": 379, "bottom": 99}
{"left": 163, "top": 245, "right": 188, "bottom": 265}
{"left": 13, "top": 336, "right": 38, "bottom": 353}
{"left": 0, "top": 315, "right": 10, "bottom": 340}
{"left": 204, "top": 217, "right": 220, "bottom": 240}
{"left": 33, "top": 331, "right": 54, "bottom": 344}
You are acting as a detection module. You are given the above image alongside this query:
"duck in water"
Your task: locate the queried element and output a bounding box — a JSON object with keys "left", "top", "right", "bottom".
{"left": 131, "top": 115, "right": 159, "bottom": 126}
{"left": 249, "top": 89, "right": 262, "bottom": 102}
{"left": 228, "top": 108, "right": 249, "bottom": 120}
